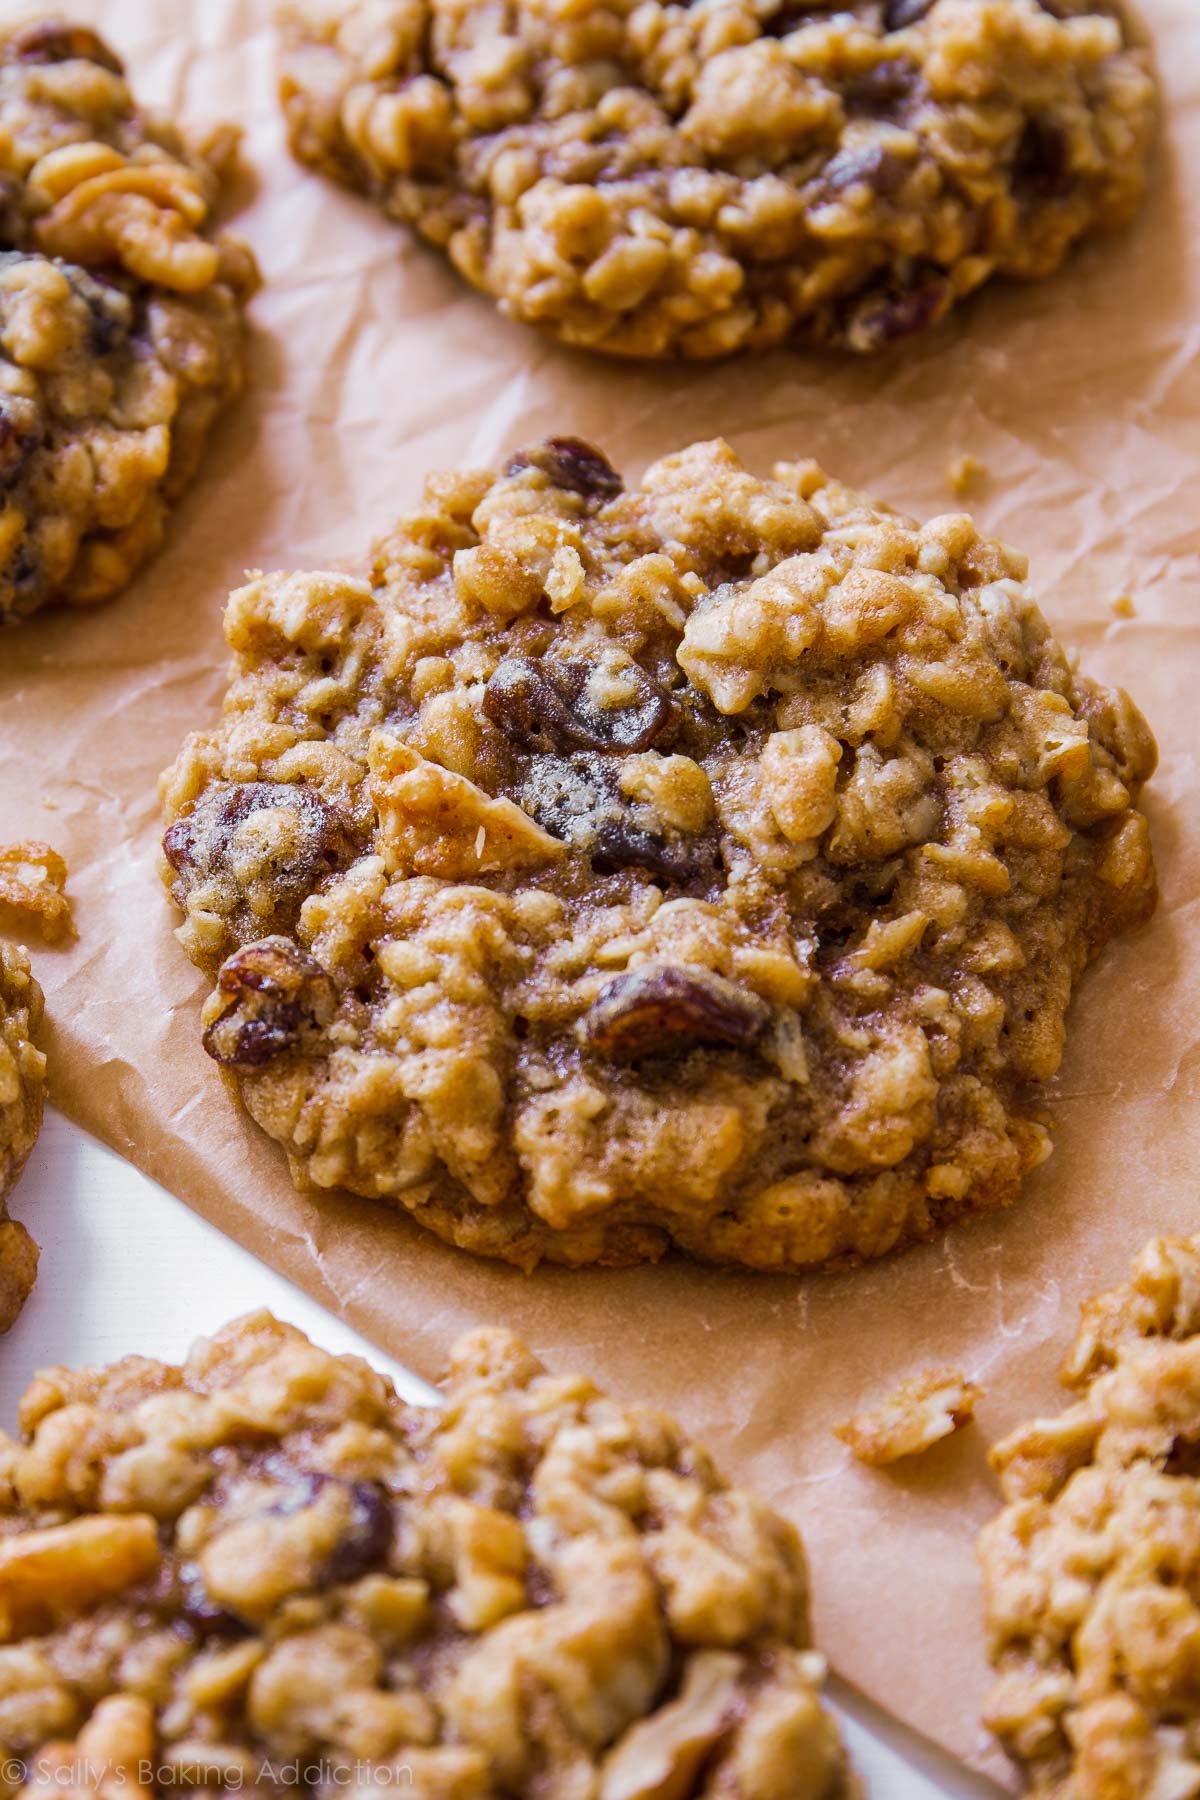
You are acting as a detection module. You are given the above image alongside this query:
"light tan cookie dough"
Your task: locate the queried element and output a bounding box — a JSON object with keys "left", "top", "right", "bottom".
{"left": 0, "top": 18, "right": 258, "bottom": 625}
{"left": 0, "top": 1311, "right": 856, "bottom": 1800}
{"left": 980, "top": 1234, "right": 1200, "bottom": 1797}
{"left": 279, "top": 0, "right": 1155, "bottom": 359}
{"left": 161, "top": 437, "right": 1157, "bottom": 1273}
{"left": 0, "top": 939, "right": 43, "bottom": 1330}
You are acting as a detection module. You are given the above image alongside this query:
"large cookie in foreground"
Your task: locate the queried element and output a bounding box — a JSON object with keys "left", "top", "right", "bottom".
{"left": 0, "top": 19, "right": 258, "bottom": 625}
{"left": 161, "top": 437, "right": 1157, "bottom": 1272}
{"left": 0, "top": 940, "right": 43, "bottom": 1330}
{"left": 981, "top": 1235, "right": 1200, "bottom": 1798}
{"left": 279, "top": 0, "right": 1155, "bottom": 359}
{"left": 0, "top": 1311, "right": 856, "bottom": 1799}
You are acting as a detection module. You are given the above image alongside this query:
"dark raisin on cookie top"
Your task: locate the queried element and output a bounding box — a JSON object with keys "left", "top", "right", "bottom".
{"left": 161, "top": 437, "right": 1156, "bottom": 1274}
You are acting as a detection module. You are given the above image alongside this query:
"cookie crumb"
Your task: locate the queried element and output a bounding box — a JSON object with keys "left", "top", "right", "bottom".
{"left": 836, "top": 1366, "right": 982, "bottom": 1466}
{"left": 0, "top": 843, "right": 74, "bottom": 943}
{"left": 946, "top": 454, "right": 988, "bottom": 499}
{"left": 0, "top": 1314, "right": 858, "bottom": 1793}
{"left": 1110, "top": 593, "right": 1136, "bottom": 619}
{"left": 981, "top": 1234, "right": 1200, "bottom": 1792}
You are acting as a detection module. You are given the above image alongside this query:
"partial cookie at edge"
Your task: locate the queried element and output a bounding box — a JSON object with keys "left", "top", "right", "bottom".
{"left": 0, "top": 1310, "right": 857, "bottom": 1798}
{"left": 0, "top": 939, "right": 43, "bottom": 1330}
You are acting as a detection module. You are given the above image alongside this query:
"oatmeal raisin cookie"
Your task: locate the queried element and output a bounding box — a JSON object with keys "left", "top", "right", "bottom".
{"left": 0, "top": 940, "right": 43, "bottom": 1330}
{"left": 0, "top": 1311, "right": 856, "bottom": 1799}
{"left": 161, "top": 437, "right": 1157, "bottom": 1272}
{"left": 279, "top": 0, "right": 1155, "bottom": 358}
{"left": 980, "top": 1234, "right": 1200, "bottom": 1798}
{"left": 0, "top": 18, "right": 258, "bottom": 625}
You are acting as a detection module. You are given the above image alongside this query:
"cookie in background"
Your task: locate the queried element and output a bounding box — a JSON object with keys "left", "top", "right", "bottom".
{"left": 279, "top": 0, "right": 1156, "bottom": 358}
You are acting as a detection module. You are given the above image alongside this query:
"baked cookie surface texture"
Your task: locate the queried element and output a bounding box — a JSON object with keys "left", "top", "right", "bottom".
{"left": 161, "top": 438, "right": 1157, "bottom": 1272}
{"left": 279, "top": 0, "right": 1156, "bottom": 358}
{"left": 0, "top": 18, "right": 258, "bottom": 625}
{"left": 0, "top": 1312, "right": 856, "bottom": 1799}
{"left": 981, "top": 1235, "right": 1200, "bottom": 1799}
{"left": 0, "top": 939, "right": 43, "bottom": 1330}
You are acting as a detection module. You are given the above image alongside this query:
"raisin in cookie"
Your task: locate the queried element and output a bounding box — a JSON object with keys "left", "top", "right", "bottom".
{"left": 0, "top": 940, "right": 43, "bottom": 1330}
{"left": 980, "top": 1235, "right": 1200, "bottom": 1798}
{"left": 279, "top": 0, "right": 1155, "bottom": 359}
{"left": 161, "top": 437, "right": 1157, "bottom": 1273}
{"left": 0, "top": 1311, "right": 856, "bottom": 1800}
{"left": 0, "top": 19, "right": 258, "bottom": 625}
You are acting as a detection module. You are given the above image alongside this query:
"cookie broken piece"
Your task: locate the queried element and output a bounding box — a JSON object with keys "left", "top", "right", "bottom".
{"left": 0, "top": 19, "right": 258, "bottom": 625}
{"left": 836, "top": 1365, "right": 981, "bottom": 1465}
{"left": 980, "top": 1234, "right": 1200, "bottom": 1797}
{"left": 0, "top": 841, "right": 72, "bottom": 941}
{"left": 160, "top": 436, "right": 1157, "bottom": 1273}
{"left": 0, "top": 940, "right": 43, "bottom": 1331}
{"left": 0, "top": 1311, "right": 857, "bottom": 1799}
{"left": 279, "top": 0, "right": 1155, "bottom": 359}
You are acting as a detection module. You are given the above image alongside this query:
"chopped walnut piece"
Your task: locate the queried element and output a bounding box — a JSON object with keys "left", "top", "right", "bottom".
{"left": 0, "top": 1515, "right": 160, "bottom": 1639}
{"left": 0, "top": 842, "right": 73, "bottom": 942}
{"left": 600, "top": 1650, "right": 744, "bottom": 1800}
{"left": 202, "top": 937, "right": 337, "bottom": 1069}
{"left": 369, "top": 733, "right": 565, "bottom": 877}
{"left": 599, "top": 1646, "right": 850, "bottom": 1800}
{"left": 836, "top": 1366, "right": 982, "bottom": 1465}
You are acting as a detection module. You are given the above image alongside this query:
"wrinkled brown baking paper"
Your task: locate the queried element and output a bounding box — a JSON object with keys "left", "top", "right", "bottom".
{"left": 2, "top": 0, "right": 1197, "bottom": 1782}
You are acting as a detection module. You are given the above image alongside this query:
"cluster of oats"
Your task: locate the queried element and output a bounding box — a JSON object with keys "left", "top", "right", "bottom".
{"left": 0, "top": 1311, "right": 855, "bottom": 1800}
{"left": 981, "top": 1235, "right": 1200, "bottom": 1798}
{"left": 0, "top": 19, "right": 258, "bottom": 624}
{"left": 0, "top": 940, "right": 43, "bottom": 1332}
{"left": 161, "top": 437, "right": 1155, "bottom": 1273}
{"left": 836, "top": 1364, "right": 981, "bottom": 1466}
{"left": 280, "top": 0, "right": 1154, "bottom": 358}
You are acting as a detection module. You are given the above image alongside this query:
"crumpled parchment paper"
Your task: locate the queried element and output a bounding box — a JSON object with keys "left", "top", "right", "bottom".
{"left": 2, "top": 0, "right": 1197, "bottom": 1782}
